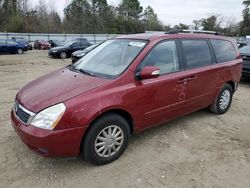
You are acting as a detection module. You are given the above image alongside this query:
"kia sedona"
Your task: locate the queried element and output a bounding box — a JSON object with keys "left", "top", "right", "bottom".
{"left": 11, "top": 30, "right": 242, "bottom": 165}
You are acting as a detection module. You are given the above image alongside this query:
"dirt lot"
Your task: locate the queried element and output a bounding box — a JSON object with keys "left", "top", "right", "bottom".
{"left": 0, "top": 50, "right": 250, "bottom": 188}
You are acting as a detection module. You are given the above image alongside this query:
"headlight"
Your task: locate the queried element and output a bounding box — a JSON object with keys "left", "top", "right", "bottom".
{"left": 76, "top": 54, "right": 84, "bottom": 57}
{"left": 30, "top": 103, "right": 66, "bottom": 130}
{"left": 52, "top": 51, "right": 57, "bottom": 53}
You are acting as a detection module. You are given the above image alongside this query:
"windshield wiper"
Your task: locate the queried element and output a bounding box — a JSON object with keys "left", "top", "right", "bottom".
{"left": 67, "top": 64, "right": 77, "bottom": 72}
{"left": 75, "top": 68, "right": 96, "bottom": 77}
{"left": 67, "top": 64, "right": 96, "bottom": 77}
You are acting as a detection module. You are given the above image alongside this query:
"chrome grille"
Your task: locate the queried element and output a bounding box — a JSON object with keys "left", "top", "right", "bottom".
{"left": 14, "top": 103, "right": 35, "bottom": 124}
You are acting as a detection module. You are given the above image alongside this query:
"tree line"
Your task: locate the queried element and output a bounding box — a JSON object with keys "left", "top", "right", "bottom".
{"left": 0, "top": 0, "right": 249, "bottom": 36}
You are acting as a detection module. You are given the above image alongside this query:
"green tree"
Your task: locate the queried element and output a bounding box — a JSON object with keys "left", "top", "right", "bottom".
{"left": 192, "top": 19, "right": 202, "bottom": 30}
{"left": 241, "top": 0, "right": 250, "bottom": 35}
{"left": 174, "top": 23, "right": 189, "bottom": 29}
{"left": 119, "top": 0, "right": 143, "bottom": 19}
{"left": 201, "top": 16, "right": 217, "bottom": 30}
{"left": 142, "top": 6, "right": 162, "bottom": 31}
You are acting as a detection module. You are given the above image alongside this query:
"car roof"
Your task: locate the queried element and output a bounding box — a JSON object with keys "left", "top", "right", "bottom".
{"left": 116, "top": 32, "right": 232, "bottom": 42}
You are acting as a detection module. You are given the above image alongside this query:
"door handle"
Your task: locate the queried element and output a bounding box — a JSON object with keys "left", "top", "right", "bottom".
{"left": 177, "top": 78, "right": 188, "bottom": 83}
{"left": 187, "top": 75, "right": 197, "bottom": 81}
{"left": 178, "top": 75, "right": 197, "bottom": 83}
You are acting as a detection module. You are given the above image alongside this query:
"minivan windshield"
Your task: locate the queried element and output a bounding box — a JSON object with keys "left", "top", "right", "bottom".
{"left": 73, "top": 39, "right": 147, "bottom": 78}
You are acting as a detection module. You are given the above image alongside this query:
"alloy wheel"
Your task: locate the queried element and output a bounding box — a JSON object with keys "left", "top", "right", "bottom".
{"left": 94, "top": 125, "right": 124, "bottom": 158}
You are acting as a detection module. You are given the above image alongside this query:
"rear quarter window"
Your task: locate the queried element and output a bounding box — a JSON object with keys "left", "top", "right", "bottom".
{"left": 210, "top": 39, "right": 237, "bottom": 63}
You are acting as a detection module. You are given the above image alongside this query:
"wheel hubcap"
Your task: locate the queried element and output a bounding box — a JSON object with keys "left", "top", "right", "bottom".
{"left": 61, "top": 52, "right": 66, "bottom": 58}
{"left": 219, "top": 90, "right": 231, "bottom": 110}
{"left": 94, "top": 125, "right": 124, "bottom": 158}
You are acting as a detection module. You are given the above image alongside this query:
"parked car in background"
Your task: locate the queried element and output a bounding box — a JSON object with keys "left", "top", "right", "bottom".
{"left": 11, "top": 31, "right": 242, "bottom": 165}
{"left": 239, "top": 45, "right": 250, "bottom": 78}
{"left": 48, "top": 40, "right": 61, "bottom": 48}
{"left": 11, "top": 37, "right": 32, "bottom": 50}
{"left": 58, "top": 40, "right": 67, "bottom": 46}
{"left": 0, "top": 39, "right": 28, "bottom": 54}
{"left": 74, "top": 38, "right": 89, "bottom": 42}
{"left": 71, "top": 44, "right": 98, "bottom": 63}
{"left": 237, "top": 41, "right": 247, "bottom": 48}
{"left": 34, "top": 40, "right": 51, "bottom": 50}
{"left": 49, "top": 40, "right": 92, "bottom": 59}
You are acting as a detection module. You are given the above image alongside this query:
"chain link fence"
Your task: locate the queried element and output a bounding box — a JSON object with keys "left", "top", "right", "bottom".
{"left": 0, "top": 32, "right": 120, "bottom": 44}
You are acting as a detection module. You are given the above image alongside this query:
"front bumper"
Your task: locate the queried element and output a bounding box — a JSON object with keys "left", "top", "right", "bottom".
{"left": 23, "top": 46, "right": 29, "bottom": 52}
{"left": 11, "top": 110, "right": 86, "bottom": 157}
{"left": 48, "top": 51, "right": 58, "bottom": 57}
{"left": 242, "top": 68, "right": 250, "bottom": 77}
{"left": 242, "top": 60, "right": 250, "bottom": 77}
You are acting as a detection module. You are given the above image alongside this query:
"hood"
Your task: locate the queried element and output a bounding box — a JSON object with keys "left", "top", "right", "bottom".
{"left": 17, "top": 68, "right": 109, "bottom": 113}
{"left": 50, "top": 46, "right": 67, "bottom": 51}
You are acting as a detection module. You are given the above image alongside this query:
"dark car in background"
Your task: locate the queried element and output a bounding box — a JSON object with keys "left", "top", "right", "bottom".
{"left": 0, "top": 39, "right": 28, "bottom": 54}
{"left": 49, "top": 40, "right": 92, "bottom": 59}
{"left": 237, "top": 41, "right": 247, "bottom": 48}
{"left": 11, "top": 37, "right": 32, "bottom": 50}
{"left": 71, "top": 44, "right": 98, "bottom": 63}
{"left": 239, "top": 45, "right": 250, "bottom": 78}
{"left": 74, "top": 38, "right": 88, "bottom": 42}
{"left": 48, "top": 40, "right": 61, "bottom": 48}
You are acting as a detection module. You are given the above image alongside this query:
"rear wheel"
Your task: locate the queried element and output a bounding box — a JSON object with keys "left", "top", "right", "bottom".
{"left": 209, "top": 83, "right": 233, "bottom": 114}
{"left": 17, "top": 48, "right": 23, "bottom": 54}
{"left": 82, "top": 113, "right": 130, "bottom": 165}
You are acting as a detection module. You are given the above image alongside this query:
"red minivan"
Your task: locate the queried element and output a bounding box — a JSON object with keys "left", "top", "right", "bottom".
{"left": 11, "top": 30, "right": 242, "bottom": 165}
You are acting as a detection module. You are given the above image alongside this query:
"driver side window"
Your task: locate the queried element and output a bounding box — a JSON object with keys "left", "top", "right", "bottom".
{"left": 140, "top": 41, "right": 180, "bottom": 75}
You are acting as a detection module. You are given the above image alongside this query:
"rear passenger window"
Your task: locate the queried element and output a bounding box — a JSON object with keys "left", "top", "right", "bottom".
{"left": 210, "top": 39, "right": 237, "bottom": 63}
{"left": 182, "top": 40, "right": 212, "bottom": 69}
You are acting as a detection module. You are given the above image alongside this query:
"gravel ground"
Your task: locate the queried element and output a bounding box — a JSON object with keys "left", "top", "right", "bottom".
{"left": 0, "top": 50, "right": 250, "bottom": 188}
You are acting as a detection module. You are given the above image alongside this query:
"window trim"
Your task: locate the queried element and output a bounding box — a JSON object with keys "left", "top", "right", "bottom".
{"left": 180, "top": 39, "right": 214, "bottom": 70}
{"left": 135, "top": 39, "right": 184, "bottom": 78}
{"left": 209, "top": 39, "right": 238, "bottom": 64}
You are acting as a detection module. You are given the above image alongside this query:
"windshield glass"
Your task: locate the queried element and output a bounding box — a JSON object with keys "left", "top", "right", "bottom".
{"left": 64, "top": 41, "right": 74, "bottom": 47}
{"left": 73, "top": 39, "right": 147, "bottom": 78}
{"left": 7, "top": 40, "right": 17, "bottom": 45}
{"left": 239, "top": 46, "right": 250, "bottom": 54}
{"left": 84, "top": 44, "right": 98, "bottom": 51}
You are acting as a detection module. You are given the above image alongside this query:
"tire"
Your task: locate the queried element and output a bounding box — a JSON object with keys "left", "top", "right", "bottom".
{"left": 82, "top": 113, "right": 130, "bottom": 165}
{"left": 60, "top": 51, "right": 67, "bottom": 59}
{"left": 17, "top": 48, "right": 23, "bottom": 54}
{"left": 209, "top": 83, "right": 233, "bottom": 115}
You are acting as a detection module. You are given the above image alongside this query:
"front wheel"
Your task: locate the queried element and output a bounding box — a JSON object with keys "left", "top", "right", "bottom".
{"left": 209, "top": 83, "right": 233, "bottom": 115}
{"left": 60, "top": 52, "right": 67, "bottom": 59}
{"left": 82, "top": 113, "right": 130, "bottom": 165}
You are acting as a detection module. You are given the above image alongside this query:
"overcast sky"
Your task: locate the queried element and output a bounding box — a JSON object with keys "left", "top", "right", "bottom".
{"left": 32, "top": 0, "right": 244, "bottom": 26}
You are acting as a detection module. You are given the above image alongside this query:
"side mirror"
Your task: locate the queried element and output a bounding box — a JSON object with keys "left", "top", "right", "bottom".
{"left": 137, "top": 66, "right": 160, "bottom": 80}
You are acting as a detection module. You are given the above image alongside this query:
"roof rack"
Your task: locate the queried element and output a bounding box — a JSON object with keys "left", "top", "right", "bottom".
{"left": 165, "top": 29, "right": 219, "bottom": 35}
